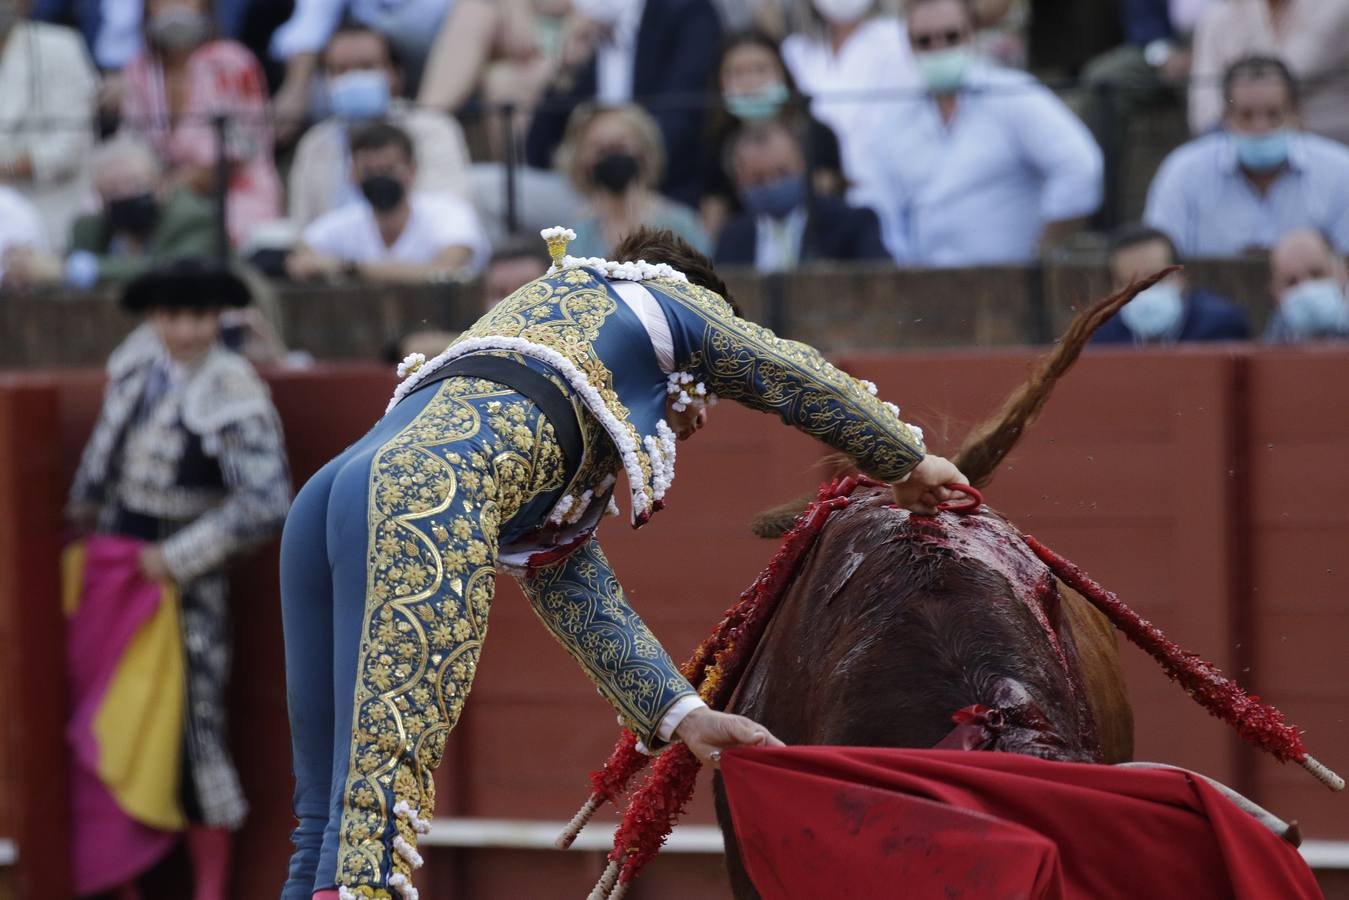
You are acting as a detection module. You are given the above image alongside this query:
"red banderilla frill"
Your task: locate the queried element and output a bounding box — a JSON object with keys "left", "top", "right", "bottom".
{"left": 1022, "top": 533, "right": 1344, "bottom": 793}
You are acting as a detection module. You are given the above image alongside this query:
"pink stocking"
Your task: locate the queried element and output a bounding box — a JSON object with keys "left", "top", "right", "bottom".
{"left": 186, "top": 826, "right": 232, "bottom": 900}
{"left": 312, "top": 892, "right": 341, "bottom": 900}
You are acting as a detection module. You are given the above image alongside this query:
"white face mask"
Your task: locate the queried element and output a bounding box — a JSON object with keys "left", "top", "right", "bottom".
{"left": 812, "top": 0, "right": 873, "bottom": 26}
{"left": 1119, "top": 279, "right": 1185, "bottom": 340}
{"left": 1280, "top": 278, "right": 1349, "bottom": 337}
{"left": 572, "top": 0, "right": 633, "bottom": 26}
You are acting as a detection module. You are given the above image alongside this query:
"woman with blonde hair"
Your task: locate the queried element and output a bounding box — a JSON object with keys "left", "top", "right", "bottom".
{"left": 559, "top": 103, "right": 711, "bottom": 258}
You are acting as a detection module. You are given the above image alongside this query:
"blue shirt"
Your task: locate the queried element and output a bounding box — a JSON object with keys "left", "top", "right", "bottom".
{"left": 1144, "top": 131, "right": 1349, "bottom": 257}
{"left": 851, "top": 63, "right": 1103, "bottom": 266}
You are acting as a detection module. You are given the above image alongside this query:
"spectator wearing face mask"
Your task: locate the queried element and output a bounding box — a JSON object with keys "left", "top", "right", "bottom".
{"left": 560, "top": 103, "right": 710, "bottom": 259}
{"left": 120, "top": 0, "right": 282, "bottom": 248}
{"left": 1092, "top": 224, "right": 1249, "bottom": 346}
{"left": 0, "top": 2, "right": 97, "bottom": 251}
{"left": 1264, "top": 228, "right": 1349, "bottom": 344}
{"left": 850, "top": 0, "right": 1102, "bottom": 266}
{"left": 715, "top": 120, "right": 886, "bottom": 271}
{"left": 524, "top": 0, "right": 723, "bottom": 209}
{"left": 701, "top": 30, "right": 844, "bottom": 237}
{"left": 286, "top": 122, "right": 488, "bottom": 284}
{"left": 1189, "top": 0, "right": 1349, "bottom": 147}
{"left": 780, "top": 0, "right": 916, "bottom": 189}
{"left": 3, "top": 136, "right": 220, "bottom": 290}
{"left": 1144, "top": 56, "right": 1349, "bottom": 258}
{"left": 288, "top": 21, "right": 471, "bottom": 227}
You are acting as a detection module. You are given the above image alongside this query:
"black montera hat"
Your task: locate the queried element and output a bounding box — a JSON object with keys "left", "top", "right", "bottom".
{"left": 121, "top": 258, "right": 252, "bottom": 313}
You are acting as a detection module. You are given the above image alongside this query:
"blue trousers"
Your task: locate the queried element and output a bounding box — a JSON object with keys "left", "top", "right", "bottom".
{"left": 278, "top": 378, "right": 566, "bottom": 898}
{"left": 279, "top": 375, "right": 696, "bottom": 898}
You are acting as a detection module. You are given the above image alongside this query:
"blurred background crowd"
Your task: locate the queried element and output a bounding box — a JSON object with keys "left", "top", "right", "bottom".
{"left": 0, "top": 0, "right": 1346, "bottom": 353}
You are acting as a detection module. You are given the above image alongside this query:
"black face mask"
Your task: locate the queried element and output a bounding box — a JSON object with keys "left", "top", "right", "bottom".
{"left": 360, "top": 174, "right": 406, "bottom": 212}
{"left": 107, "top": 192, "right": 161, "bottom": 236}
{"left": 590, "top": 152, "right": 641, "bottom": 194}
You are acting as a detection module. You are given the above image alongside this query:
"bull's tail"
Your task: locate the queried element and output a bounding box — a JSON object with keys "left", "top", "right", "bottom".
{"left": 953, "top": 267, "right": 1177, "bottom": 487}
{"left": 751, "top": 267, "right": 1179, "bottom": 538}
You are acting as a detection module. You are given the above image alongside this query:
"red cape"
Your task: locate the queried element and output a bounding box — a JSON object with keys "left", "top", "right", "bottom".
{"left": 719, "top": 747, "right": 1322, "bottom": 900}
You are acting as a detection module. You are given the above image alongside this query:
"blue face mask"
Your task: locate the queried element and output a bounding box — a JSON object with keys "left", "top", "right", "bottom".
{"left": 1280, "top": 278, "right": 1349, "bottom": 337}
{"left": 1232, "top": 129, "right": 1290, "bottom": 172}
{"left": 1119, "top": 280, "right": 1185, "bottom": 340}
{"left": 742, "top": 174, "right": 806, "bottom": 220}
{"left": 724, "top": 82, "right": 791, "bottom": 122}
{"left": 916, "top": 46, "right": 975, "bottom": 94}
{"left": 328, "top": 69, "right": 391, "bottom": 120}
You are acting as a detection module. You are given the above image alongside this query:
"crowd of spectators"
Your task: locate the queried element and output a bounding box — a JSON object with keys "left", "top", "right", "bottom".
{"left": 0, "top": 0, "right": 1347, "bottom": 347}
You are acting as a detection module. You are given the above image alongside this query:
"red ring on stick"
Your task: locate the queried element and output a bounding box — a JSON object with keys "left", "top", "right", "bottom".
{"left": 937, "top": 483, "right": 984, "bottom": 514}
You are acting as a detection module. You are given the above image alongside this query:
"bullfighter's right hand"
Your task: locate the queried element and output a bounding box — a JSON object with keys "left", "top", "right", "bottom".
{"left": 676, "top": 707, "right": 784, "bottom": 769}
{"left": 892, "top": 454, "right": 970, "bottom": 515}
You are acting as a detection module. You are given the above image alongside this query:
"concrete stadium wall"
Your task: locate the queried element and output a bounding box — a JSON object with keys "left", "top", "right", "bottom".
{"left": 1, "top": 345, "right": 1345, "bottom": 898}
{"left": 1, "top": 258, "right": 1273, "bottom": 369}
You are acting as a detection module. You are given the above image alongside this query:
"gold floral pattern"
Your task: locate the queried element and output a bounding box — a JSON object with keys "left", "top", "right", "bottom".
{"left": 454, "top": 267, "right": 656, "bottom": 504}
{"left": 647, "top": 277, "right": 927, "bottom": 482}
{"left": 337, "top": 379, "right": 565, "bottom": 892}
{"left": 520, "top": 537, "right": 695, "bottom": 745}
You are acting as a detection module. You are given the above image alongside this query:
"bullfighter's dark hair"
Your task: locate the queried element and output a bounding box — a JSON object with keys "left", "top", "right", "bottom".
{"left": 611, "top": 228, "right": 742, "bottom": 316}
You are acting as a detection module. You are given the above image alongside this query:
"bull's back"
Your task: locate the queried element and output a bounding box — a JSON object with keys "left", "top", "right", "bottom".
{"left": 716, "top": 491, "right": 1132, "bottom": 897}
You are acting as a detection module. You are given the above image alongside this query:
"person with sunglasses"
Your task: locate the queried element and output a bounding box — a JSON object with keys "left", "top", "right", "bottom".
{"left": 850, "top": 0, "right": 1103, "bottom": 267}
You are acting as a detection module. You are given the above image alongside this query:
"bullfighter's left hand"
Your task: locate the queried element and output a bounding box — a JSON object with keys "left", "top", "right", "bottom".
{"left": 892, "top": 454, "right": 971, "bottom": 515}
{"left": 675, "top": 707, "right": 784, "bottom": 768}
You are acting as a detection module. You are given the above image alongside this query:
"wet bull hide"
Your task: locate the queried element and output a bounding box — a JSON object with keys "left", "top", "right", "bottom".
{"left": 714, "top": 490, "right": 1133, "bottom": 898}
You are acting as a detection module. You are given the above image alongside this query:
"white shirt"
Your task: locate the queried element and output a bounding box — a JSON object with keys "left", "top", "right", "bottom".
{"left": 0, "top": 185, "right": 48, "bottom": 284}
{"left": 781, "top": 17, "right": 917, "bottom": 185}
{"left": 302, "top": 190, "right": 490, "bottom": 273}
{"left": 1144, "top": 131, "right": 1349, "bottom": 257}
{"left": 0, "top": 22, "right": 97, "bottom": 250}
{"left": 270, "top": 0, "right": 454, "bottom": 63}
{"left": 754, "top": 209, "right": 808, "bottom": 273}
{"left": 611, "top": 280, "right": 675, "bottom": 372}
{"left": 851, "top": 63, "right": 1103, "bottom": 266}
{"left": 595, "top": 0, "right": 647, "bottom": 104}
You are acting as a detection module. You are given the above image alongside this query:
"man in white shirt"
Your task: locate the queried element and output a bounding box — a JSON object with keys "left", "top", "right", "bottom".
{"left": 1144, "top": 56, "right": 1349, "bottom": 257}
{"left": 287, "top": 122, "right": 489, "bottom": 284}
{"left": 288, "top": 22, "right": 471, "bottom": 226}
{"left": 851, "top": 0, "right": 1103, "bottom": 266}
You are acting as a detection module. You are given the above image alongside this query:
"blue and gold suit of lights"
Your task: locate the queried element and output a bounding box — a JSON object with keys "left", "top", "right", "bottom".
{"left": 279, "top": 260, "right": 927, "bottom": 899}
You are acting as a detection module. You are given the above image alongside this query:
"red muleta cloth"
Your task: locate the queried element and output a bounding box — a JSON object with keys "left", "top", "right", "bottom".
{"left": 720, "top": 747, "right": 1322, "bottom": 900}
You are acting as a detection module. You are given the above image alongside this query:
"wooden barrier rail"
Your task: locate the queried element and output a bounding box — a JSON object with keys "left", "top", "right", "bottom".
{"left": 0, "top": 258, "right": 1273, "bottom": 369}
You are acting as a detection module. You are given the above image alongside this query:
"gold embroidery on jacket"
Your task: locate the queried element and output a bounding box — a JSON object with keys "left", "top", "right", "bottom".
{"left": 456, "top": 269, "right": 656, "bottom": 501}
{"left": 647, "top": 278, "right": 926, "bottom": 481}
{"left": 519, "top": 538, "right": 693, "bottom": 744}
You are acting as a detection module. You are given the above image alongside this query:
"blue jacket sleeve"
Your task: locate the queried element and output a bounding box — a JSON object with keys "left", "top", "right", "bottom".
{"left": 649, "top": 279, "right": 927, "bottom": 482}
{"left": 516, "top": 537, "right": 696, "bottom": 747}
